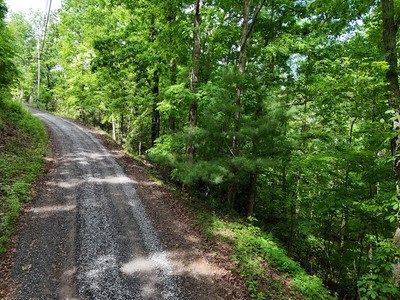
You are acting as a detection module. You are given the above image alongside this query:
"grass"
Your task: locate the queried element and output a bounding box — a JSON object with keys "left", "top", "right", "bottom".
{"left": 0, "top": 99, "right": 47, "bottom": 253}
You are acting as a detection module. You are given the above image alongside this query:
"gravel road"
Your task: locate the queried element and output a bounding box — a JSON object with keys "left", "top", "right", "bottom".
{"left": 11, "top": 109, "right": 184, "bottom": 299}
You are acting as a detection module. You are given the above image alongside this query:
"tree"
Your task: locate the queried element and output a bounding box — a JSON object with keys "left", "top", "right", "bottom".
{"left": 0, "top": 1, "right": 18, "bottom": 99}
{"left": 7, "top": 13, "right": 35, "bottom": 102}
{"left": 11, "top": 0, "right": 400, "bottom": 297}
{"left": 381, "top": 0, "right": 400, "bottom": 287}
{"left": 187, "top": 0, "right": 202, "bottom": 156}
{"left": 227, "top": 0, "right": 266, "bottom": 213}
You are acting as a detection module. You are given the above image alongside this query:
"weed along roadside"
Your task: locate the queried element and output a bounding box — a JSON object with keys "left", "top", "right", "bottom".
{"left": 0, "top": 101, "right": 47, "bottom": 295}
{"left": 188, "top": 204, "right": 333, "bottom": 299}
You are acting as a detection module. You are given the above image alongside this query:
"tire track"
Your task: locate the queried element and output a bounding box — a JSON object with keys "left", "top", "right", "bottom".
{"left": 11, "top": 109, "right": 183, "bottom": 299}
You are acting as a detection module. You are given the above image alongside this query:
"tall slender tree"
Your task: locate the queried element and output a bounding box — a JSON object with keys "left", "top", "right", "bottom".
{"left": 187, "top": 0, "right": 203, "bottom": 156}
{"left": 381, "top": 0, "right": 400, "bottom": 287}
{"left": 227, "top": 0, "right": 266, "bottom": 209}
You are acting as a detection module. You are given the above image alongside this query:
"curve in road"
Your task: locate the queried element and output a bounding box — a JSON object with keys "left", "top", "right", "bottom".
{"left": 11, "top": 108, "right": 184, "bottom": 299}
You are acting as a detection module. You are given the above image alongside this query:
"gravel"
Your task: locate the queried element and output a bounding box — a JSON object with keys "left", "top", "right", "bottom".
{"left": 11, "top": 109, "right": 184, "bottom": 299}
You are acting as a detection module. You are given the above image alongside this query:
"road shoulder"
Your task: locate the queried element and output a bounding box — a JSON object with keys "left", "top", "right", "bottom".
{"left": 1, "top": 115, "right": 249, "bottom": 299}
{"left": 85, "top": 126, "right": 249, "bottom": 299}
{"left": 0, "top": 121, "right": 56, "bottom": 299}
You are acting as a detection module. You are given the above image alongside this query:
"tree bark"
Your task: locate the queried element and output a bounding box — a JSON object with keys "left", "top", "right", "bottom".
{"left": 187, "top": 0, "right": 203, "bottom": 156}
{"left": 382, "top": 0, "right": 400, "bottom": 108}
{"left": 247, "top": 172, "right": 257, "bottom": 215}
{"left": 112, "top": 114, "right": 116, "bottom": 141}
{"left": 381, "top": 0, "right": 400, "bottom": 287}
{"left": 29, "top": 86, "right": 34, "bottom": 105}
{"left": 232, "top": 0, "right": 251, "bottom": 157}
{"left": 228, "top": 0, "right": 252, "bottom": 207}
{"left": 228, "top": 0, "right": 265, "bottom": 207}
{"left": 120, "top": 112, "right": 125, "bottom": 145}
{"left": 19, "top": 84, "right": 24, "bottom": 102}
{"left": 169, "top": 59, "right": 177, "bottom": 132}
{"left": 167, "top": 5, "right": 178, "bottom": 132}
{"left": 151, "top": 70, "right": 160, "bottom": 147}
{"left": 190, "top": 0, "right": 202, "bottom": 96}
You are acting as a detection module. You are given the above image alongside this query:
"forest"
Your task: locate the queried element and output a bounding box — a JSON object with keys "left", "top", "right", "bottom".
{"left": 2, "top": 0, "right": 400, "bottom": 298}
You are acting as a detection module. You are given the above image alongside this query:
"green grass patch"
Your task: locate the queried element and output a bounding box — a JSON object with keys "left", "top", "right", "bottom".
{"left": 193, "top": 207, "right": 335, "bottom": 299}
{"left": 0, "top": 100, "right": 47, "bottom": 253}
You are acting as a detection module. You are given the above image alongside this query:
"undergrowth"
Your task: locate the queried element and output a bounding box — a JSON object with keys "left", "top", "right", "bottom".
{"left": 0, "top": 100, "right": 47, "bottom": 253}
{"left": 63, "top": 110, "right": 335, "bottom": 299}
{"left": 137, "top": 150, "right": 335, "bottom": 298}
{"left": 193, "top": 206, "right": 335, "bottom": 299}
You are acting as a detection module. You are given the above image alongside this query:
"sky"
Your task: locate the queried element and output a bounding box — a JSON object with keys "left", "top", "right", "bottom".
{"left": 5, "top": 0, "right": 62, "bottom": 14}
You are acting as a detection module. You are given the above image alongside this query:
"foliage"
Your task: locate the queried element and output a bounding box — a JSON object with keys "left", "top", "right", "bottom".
{"left": 7, "top": 0, "right": 400, "bottom": 298}
{"left": 0, "top": 100, "right": 47, "bottom": 252}
{"left": 194, "top": 208, "right": 333, "bottom": 299}
{"left": 0, "top": 0, "right": 18, "bottom": 99}
{"left": 357, "top": 240, "right": 400, "bottom": 300}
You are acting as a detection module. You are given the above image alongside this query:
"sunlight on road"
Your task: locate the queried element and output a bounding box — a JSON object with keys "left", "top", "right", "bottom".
{"left": 29, "top": 204, "right": 76, "bottom": 214}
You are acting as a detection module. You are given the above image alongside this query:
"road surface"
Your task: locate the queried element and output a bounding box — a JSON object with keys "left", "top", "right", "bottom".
{"left": 11, "top": 108, "right": 184, "bottom": 299}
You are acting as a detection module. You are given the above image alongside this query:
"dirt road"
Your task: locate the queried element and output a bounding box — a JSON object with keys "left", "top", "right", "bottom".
{"left": 11, "top": 109, "right": 184, "bottom": 299}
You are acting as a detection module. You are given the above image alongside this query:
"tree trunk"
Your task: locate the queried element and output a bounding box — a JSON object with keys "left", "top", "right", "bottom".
{"left": 227, "top": 183, "right": 237, "bottom": 208}
{"left": 381, "top": 0, "right": 400, "bottom": 287}
{"left": 382, "top": 0, "right": 400, "bottom": 108}
{"left": 232, "top": 0, "right": 251, "bottom": 157}
{"left": 167, "top": 4, "right": 178, "bottom": 132}
{"left": 120, "top": 112, "right": 125, "bottom": 146}
{"left": 169, "top": 59, "right": 177, "bottom": 132}
{"left": 19, "top": 84, "right": 24, "bottom": 102}
{"left": 138, "top": 141, "right": 142, "bottom": 156}
{"left": 228, "top": 0, "right": 252, "bottom": 208}
{"left": 247, "top": 172, "right": 257, "bottom": 216}
{"left": 112, "top": 114, "right": 116, "bottom": 141}
{"left": 46, "top": 64, "right": 52, "bottom": 90}
{"left": 187, "top": 0, "right": 202, "bottom": 156}
{"left": 151, "top": 70, "right": 160, "bottom": 147}
{"left": 190, "top": 0, "right": 202, "bottom": 98}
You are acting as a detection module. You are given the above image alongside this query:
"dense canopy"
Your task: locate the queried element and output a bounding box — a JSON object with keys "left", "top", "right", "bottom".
{"left": 4, "top": 0, "right": 400, "bottom": 298}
